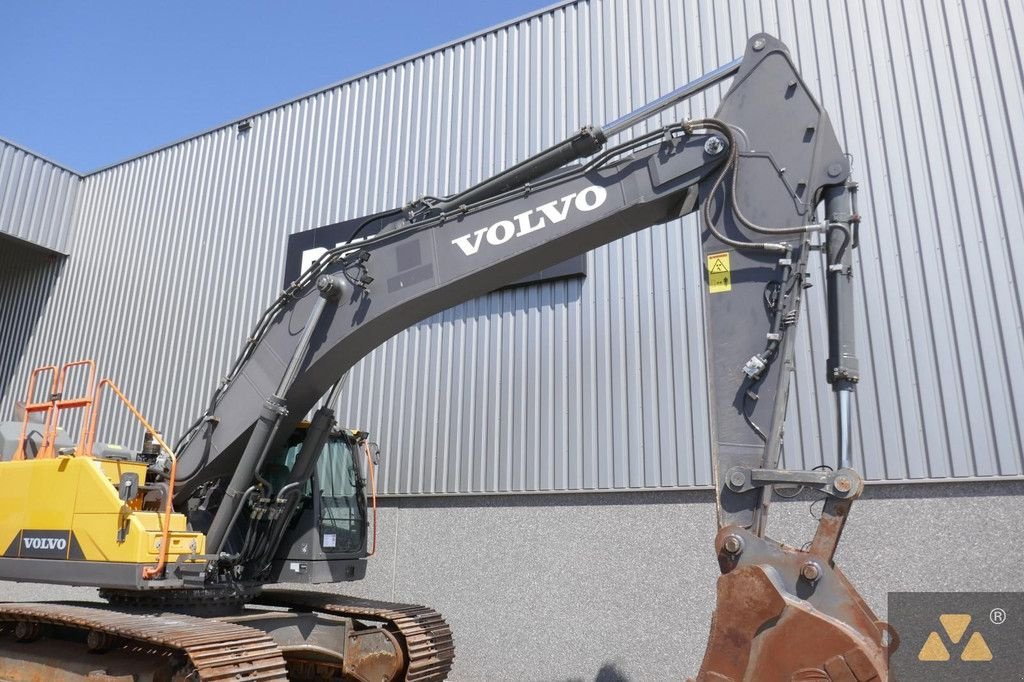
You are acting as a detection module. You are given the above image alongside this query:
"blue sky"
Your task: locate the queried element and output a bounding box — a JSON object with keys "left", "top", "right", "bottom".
{"left": 1, "top": 1, "right": 557, "bottom": 173}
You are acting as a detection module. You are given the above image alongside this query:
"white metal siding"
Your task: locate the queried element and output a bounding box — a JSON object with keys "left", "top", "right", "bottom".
{"left": 0, "top": 0, "right": 1021, "bottom": 493}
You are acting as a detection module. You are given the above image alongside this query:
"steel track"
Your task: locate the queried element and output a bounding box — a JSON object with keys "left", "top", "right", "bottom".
{"left": 0, "top": 591, "right": 454, "bottom": 681}
{"left": 257, "top": 588, "right": 455, "bottom": 682}
{"left": 0, "top": 602, "right": 289, "bottom": 680}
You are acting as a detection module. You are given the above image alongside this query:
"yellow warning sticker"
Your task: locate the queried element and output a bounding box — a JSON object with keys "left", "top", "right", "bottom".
{"left": 707, "top": 252, "right": 731, "bottom": 293}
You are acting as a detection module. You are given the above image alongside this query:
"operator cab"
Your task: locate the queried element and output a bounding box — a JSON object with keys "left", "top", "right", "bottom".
{"left": 266, "top": 426, "right": 371, "bottom": 584}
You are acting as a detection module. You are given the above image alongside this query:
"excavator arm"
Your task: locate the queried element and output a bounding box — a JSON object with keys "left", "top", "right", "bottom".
{"left": 693, "top": 36, "right": 888, "bottom": 682}
{"left": 170, "top": 33, "right": 887, "bottom": 680}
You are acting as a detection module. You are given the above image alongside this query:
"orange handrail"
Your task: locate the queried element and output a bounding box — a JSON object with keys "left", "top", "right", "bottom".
{"left": 14, "top": 361, "right": 97, "bottom": 461}
{"left": 13, "top": 365, "right": 58, "bottom": 461}
{"left": 361, "top": 439, "right": 378, "bottom": 557}
{"left": 55, "top": 360, "right": 96, "bottom": 455}
{"left": 85, "top": 379, "right": 177, "bottom": 580}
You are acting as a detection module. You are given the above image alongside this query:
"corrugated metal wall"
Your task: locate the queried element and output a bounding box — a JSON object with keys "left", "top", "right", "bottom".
{"left": 1, "top": 0, "right": 1022, "bottom": 494}
{"left": 0, "top": 137, "right": 79, "bottom": 254}
{"left": 0, "top": 243, "right": 67, "bottom": 409}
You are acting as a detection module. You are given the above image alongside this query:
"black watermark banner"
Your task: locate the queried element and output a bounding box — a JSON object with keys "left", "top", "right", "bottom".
{"left": 889, "top": 591, "right": 1022, "bottom": 681}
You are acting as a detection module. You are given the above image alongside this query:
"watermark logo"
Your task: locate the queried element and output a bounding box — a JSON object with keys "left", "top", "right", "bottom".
{"left": 917, "top": 614, "right": 992, "bottom": 662}
{"left": 889, "top": 592, "right": 1019, "bottom": 681}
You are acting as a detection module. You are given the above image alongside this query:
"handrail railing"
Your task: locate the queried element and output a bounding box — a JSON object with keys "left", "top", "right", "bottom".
{"left": 57, "top": 359, "right": 97, "bottom": 454}
{"left": 13, "top": 365, "right": 58, "bottom": 461}
{"left": 84, "top": 378, "right": 178, "bottom": 580}
{"left": 14, "top": 360, "right": 95, "bottom": 461}
{"left": 360, "top": 438, "right": 378, "bottom": 557}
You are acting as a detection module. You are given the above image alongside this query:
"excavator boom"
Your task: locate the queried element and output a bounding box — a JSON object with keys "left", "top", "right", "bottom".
{"left": 0, "top": 33, "right": 888, "bottom": 681}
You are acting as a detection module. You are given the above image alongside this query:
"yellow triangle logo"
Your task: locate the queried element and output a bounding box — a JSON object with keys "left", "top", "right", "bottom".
{"left": 918, "top": 631, "right": 950, "bottom": 661}
{"left": 939, "top": 614, "right": 971, "bottom": 643}
{"left": 961, "top": 632, "right": 993, "bottom": 662}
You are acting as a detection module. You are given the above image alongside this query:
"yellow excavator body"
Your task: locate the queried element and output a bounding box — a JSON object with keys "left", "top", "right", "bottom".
{"left": 0, "top": 456, "right": 204, "bottom": 569}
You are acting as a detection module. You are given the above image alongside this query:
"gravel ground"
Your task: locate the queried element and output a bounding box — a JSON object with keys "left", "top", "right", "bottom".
{"left": 0, "top": 583, "right": 102, "bottom": 604}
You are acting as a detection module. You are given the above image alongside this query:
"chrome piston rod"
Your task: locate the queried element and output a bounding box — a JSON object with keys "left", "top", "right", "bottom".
{"left": 601, "top": 58, "right": 742, "bottom": 138}
{"left": 424, "top": 57, "right": 742, "bottom": 216}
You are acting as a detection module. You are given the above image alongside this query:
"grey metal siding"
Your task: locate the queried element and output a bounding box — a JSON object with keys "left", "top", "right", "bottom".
{"left": 0, "top": 138, "right": 79, "bottom": 254}
{"left": 0, "top": 0, "right": 1021, "bottom": 494}
{"left": 0, "top": 245, "right": 67, "bottom": 408}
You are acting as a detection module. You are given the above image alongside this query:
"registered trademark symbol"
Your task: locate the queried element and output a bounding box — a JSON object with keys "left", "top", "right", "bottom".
{"left": 990, "top": 607, "right": 1007, "bottom": 625}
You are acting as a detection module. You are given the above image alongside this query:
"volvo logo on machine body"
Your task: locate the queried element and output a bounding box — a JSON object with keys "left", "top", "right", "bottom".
{"left": 24, "top": 536, "right": 66, "bottom": 552}
{"left": 450, "top": 185, "right": 608, "bottom": 257}
{"left": 4, "top": 530, "right": 83, "bottom": 560}
{"left": 285, "top": 204, "right": 588, "bottom": 290}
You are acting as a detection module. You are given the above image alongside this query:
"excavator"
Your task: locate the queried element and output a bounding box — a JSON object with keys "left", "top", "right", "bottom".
{"left": 0, "top": 34, "right": 890, "bottom": 680}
